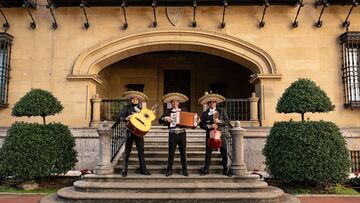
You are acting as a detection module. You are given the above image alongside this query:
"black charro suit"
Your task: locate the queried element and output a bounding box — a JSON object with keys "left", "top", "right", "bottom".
{"left": 199, "top": 107, "right": 231, "bottom": 175}
{"left": 158, "top": 108, "right": 188, "bottom": 176}
{"left": 116, "top": 104, "right": 149, "bottom": 176}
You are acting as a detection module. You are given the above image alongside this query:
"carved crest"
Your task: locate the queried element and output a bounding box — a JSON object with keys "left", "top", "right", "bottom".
{"left": 166, "top": 7, "right": 184, "bottom": 27}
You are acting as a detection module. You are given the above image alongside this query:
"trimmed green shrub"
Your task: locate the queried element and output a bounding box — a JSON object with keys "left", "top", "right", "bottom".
{"left": 12, "top": 89, "right": 63, "bottom": 124}
{"left": 0, "top": 122, "right": 77, "bottom": 180}
{"left": 276, "top": 78, "right": 334, "bottom": 121}
{"left": 263, "top": 121, "right": 351, "bottom": 186}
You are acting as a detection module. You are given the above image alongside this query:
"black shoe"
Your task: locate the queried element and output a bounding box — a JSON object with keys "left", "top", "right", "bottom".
{"left": 165, "top": 170, "right": 172, "bottom": 176}
{"left": 140, "top": 170, "right": 151, "bottom": 175}
{"left": 223, "top": 169, "right": 232, "bottom": 177}
{"left": 199, "top": 170, "right": 208, "bottom": 176}
{"left": 183, "top": 170, "right": 189, "bottom": 176}
{"left": 121, "top": 170, "right": 127, "bottom": 177}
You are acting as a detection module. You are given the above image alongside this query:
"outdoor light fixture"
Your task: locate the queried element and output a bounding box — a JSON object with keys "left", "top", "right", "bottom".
{"left": 220, "top": 0, "right": 228, "bottom": 28}
{"left": 0, "top": 9, "right": 9, "bottom": 31}
{"left": 192, "top": 0, "right": 197, "bottom": 27}
{"left": 46, "top": 0, "right": 58, "bottom": 29}
{"left": 342, "top": 0, "right": 358, "bottom": 28}
{"left": 23, "top": 0, "right": 36, "bottom": 29}
{"left": 80, "top": 0, "right": 90, "bottom": 29}
{"left": 259, "top": 0, "right": 269, "bottom": 28}
{"left": 121, "top": 0, "right": 128, "bottom": 29}
{"left": 314, "top": 0, "right": 329, "bottom": 28}
{"left": 292, "top": 0, "right": 303, "bottom": 28}
{"left": 152, "top": 0, "right": 157, "bottom": 28}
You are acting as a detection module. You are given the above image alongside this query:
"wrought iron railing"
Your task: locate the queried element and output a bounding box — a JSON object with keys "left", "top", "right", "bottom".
{"left": 111, "top": 121, "right": 127, "bottom": 161}
{"left": 101, "top": 98, "right": 251, "bottom": 121}
{"left": 100, "top": 99, "right": 128, "bottom": 121}
{"left": 350, "top": 150, "right": 360, "bottom": 173}
{"left": 218, "top": 98, "right": 250, "bottom": 121}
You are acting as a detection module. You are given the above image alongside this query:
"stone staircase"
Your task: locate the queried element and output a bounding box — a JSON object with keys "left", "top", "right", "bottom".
{"left": 114, "top": 127, "right": 224, "bottom": 174}
{"left": 40, "top": 126, "right": 300, "bottom": 203}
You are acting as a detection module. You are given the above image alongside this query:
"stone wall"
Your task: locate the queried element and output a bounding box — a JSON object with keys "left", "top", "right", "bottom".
{"left": 0, "top": 0, "right": 359, "bottom": 127}
{"left": 1, "top": 126, "right": 359, "bottom": 172}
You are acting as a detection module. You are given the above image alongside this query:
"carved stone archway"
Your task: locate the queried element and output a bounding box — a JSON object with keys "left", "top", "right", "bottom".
{"left": 69, "top": 28, "right": 281, "bottom": 126}
{"left": 69, "top": 28, "right": 280, "bottom": 84}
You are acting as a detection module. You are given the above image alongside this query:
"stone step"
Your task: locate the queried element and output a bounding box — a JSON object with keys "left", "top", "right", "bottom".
{"left": 129, "top": 151, "right": 221, "bottom": 158}
{"left": 114, "top": 165, "right": 226, "bottom": 174}
{"left": 141, "top": 145, "right": 207, "bottom": 151}
{"left": 82, "top": 174, "right": 261, "bottom": 183}
{"left": 73, "top": 180, "right": 269, "bottom": 193}
{"left": 53, "top": 186, "right": 287, "bottom": 203}
{"left": 143, "top": 139, "right": 206, "bottom": 143}
{"left": 124, "top": 157, "right": 222, "bottom": 165}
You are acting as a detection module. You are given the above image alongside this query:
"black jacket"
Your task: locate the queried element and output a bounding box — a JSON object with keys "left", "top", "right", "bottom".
{"left": 199, "top": 107, "right": 231, "bottom": 132}
{"left": 112, "top": 104, "right": 141, "bottom": 128}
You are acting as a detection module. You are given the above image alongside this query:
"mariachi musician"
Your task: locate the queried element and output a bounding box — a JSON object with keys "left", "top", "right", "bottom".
{"left": 158, "top": 92, "right": 189, "bottom": 176}
{"left": 198, "top": 92, "right": 231, "bottom": 176}
{"left": 115, "top": 91, "right": 151, "bottom": 177}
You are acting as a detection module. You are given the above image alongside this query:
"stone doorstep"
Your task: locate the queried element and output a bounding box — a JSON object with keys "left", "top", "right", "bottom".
{"left": 73, "top": 180, "right": 269, "bottom": 191}
{"left": 57, "top": 186, "right": 284, "bottom": 200}
{"left": 83, "top": 174, "right": 261, "bottom": 182}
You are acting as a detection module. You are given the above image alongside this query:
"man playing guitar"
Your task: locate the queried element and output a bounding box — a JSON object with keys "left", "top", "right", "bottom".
{"left": 116, "top": 91, "right": 151, "bottom": 177}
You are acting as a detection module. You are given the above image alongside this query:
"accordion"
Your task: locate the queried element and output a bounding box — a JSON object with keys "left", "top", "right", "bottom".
{"left": 170, "top": 112, "right": 198, "bottom": 128}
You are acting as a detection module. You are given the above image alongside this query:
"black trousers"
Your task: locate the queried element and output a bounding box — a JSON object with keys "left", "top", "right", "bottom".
{"left": 203, "top": 132, "right": 228, "bottom": 172}
{"left": 123, "top": 131, "right": 147, "bottom": 172}
{"left": 167, "top": 131, "right": 187, "bottom": 171}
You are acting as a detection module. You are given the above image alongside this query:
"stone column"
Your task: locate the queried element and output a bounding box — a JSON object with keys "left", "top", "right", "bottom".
{"left": 95, "top": 122, "right": 114, "bottom": 175}
{"left": 230, "top": 121, "right": 247, "bottom": 176}
{"left": 249, "top": 92, "right": 259, "bottom": 121}
{"left": 91, "top": 94, "right": 102, "bottom": 128}
{"left": 203, "top": 104, "right": 207, "bottom": 111}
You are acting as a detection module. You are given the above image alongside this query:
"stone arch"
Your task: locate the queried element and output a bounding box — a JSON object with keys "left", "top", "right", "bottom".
{"left": 69, "top": 28, "right": 280, "bottom": 84}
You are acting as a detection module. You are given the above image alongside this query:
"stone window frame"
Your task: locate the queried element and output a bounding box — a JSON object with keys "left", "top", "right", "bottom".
{"left": 0, "top": 33, "right": 13, "bottom": 108}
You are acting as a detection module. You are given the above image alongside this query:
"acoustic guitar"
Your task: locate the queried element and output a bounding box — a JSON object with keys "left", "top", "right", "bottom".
{"left": 127, "top": 104, "right": 159, "bottom": 137}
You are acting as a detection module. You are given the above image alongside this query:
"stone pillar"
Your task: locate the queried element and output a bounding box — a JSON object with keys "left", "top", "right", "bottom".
{"left": 203, "top": 104, "right": 207, "bottom": 112}
{"left": 91, "top": 94, "right": 102, "bottom": 128}
{"left": 95, "top": 122, "right": 114, "bottom": 175}
{"left": 230, "top": 121, "right": 247, "bottom": 176}
{"left": 249, "top": 92, "right": 259, "bottom": 121}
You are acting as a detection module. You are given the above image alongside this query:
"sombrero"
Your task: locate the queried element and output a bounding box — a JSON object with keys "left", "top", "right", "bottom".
{"left": 122, "top": 91, "right": 149, "bottom": 102}
{"left": 197, "top": 92, "right": 225, "bottom": 105}
{"left": 162, "top": 92, "right": 189, "bottom": 103}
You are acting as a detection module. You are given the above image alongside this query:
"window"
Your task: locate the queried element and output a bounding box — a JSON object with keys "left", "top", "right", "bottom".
{"left": 0, "top": 33, "right": 13, "bottom": 108}
{"left": 209, "top": 83, "right": 227, "bottom": 97}
{"left": 340, "top": 32, "right": 360, "bottom": 108}
{"left": 125, "top": 84, "right": 144, "bottom": 92}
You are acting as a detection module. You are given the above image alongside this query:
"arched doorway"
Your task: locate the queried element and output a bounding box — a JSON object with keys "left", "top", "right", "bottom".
{"left": 97, "top": 51, "right": 255, "bottom": 121}
{"left": 68, "top": 28, "right": 281, "bottom": 126}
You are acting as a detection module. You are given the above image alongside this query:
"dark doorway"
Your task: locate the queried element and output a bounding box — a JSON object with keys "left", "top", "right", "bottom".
{"left": 164, "top": 70, "right": 191, "bottom": 111}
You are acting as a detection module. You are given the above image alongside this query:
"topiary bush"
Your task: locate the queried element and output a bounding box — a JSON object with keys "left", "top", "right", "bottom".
{"left": 0, "top": 88, "right": 77, "bottom": 181}
{"left": 264, "top": 78, "right": 351, "bottom": 186}
{"left": 276, "top": 78, "right": 334, "bottom": 121}
{"left": 0, "top": 122, "right": 77, "bottom": 180}
{"left": 263, "top": 121, "right": 350, "bottom": 185}
{"left": 12, "top": 88, "right": 63, "bottom": 124}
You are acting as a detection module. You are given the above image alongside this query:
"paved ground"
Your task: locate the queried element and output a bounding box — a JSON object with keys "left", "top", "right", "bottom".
{"left": 297, "top": 195, "right": 360, "bottom": 203}
{"left": 1, "top": 194, "right": 360, "bottom": 203}
{"left": 0, "top": 194, "right": 44, "bottom": 203}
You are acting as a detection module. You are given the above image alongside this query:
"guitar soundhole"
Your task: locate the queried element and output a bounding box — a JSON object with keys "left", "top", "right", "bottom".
{"left": 144, "top": 114, "right": 149, "bottom": 118}
{"left": 135, "top": 117, "right": 145, "bottom": 126}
